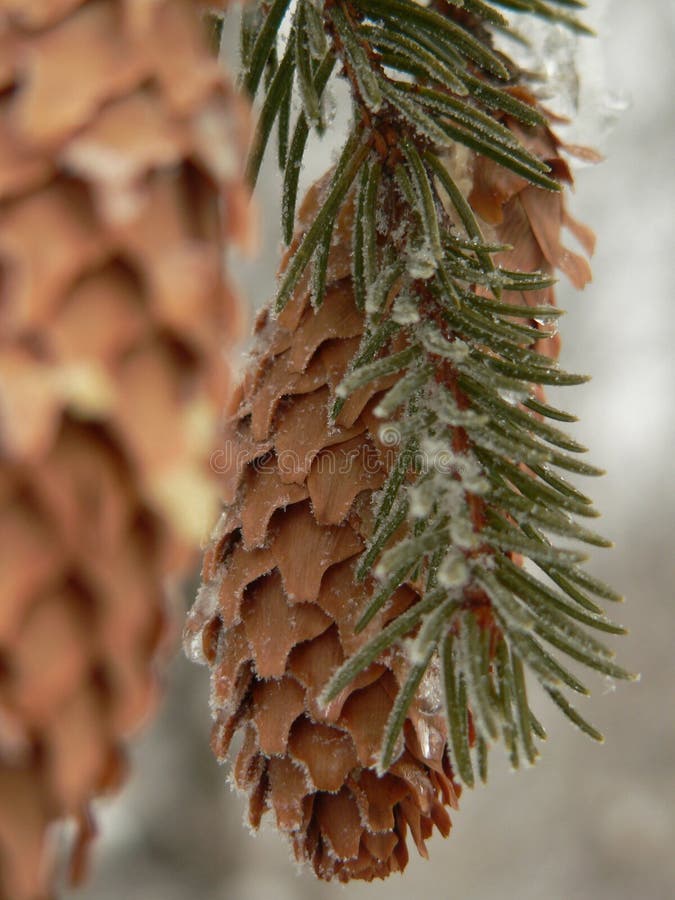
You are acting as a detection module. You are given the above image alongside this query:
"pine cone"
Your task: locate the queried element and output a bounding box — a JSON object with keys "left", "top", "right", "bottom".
{"left": 187, "top": 132, "right": 593, "bottom": 881}
{"left": 0, "top": 2, "right": 248, "bottom": 897}
{"left": 184, "top": 181, "right": 458, "bottom": 882}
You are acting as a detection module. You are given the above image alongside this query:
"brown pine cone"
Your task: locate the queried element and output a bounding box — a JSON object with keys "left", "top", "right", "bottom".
{"left": 185, "top": 184, "right": 459, "bottom": 882}
{"left": 0, "top": 2, "right": 249, "bottom": 897}
{"left": 187, "top": 118, "right": 594, "bottom": 880}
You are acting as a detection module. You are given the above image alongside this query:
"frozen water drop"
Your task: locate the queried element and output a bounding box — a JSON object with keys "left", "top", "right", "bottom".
{"left": 417, "top": 656, "right": 443, "bottom": 715}
{"left": 183, "top": 583, "right": 219, "bottom": 664}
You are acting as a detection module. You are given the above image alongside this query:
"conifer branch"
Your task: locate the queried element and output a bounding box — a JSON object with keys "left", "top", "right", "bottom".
{"left": 237, "top": 0, "right": 634, "bottom": 787}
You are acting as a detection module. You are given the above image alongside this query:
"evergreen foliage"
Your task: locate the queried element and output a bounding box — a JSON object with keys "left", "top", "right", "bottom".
{"left": 223, "top": 0, "right": 634, "bottom": 785}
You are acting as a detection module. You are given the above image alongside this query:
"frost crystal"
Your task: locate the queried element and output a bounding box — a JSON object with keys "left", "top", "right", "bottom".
{"left": 408, "top": 478, "right": 438, "bottom": 519}
{"left": 406, "top": 244, "right": 437, "bottom": 280}
{"left": 438, "top": 550, "right": 469, "bottom": 589}
{"left": 392, "top": 292, "right": 421, "bottom": 325}
{"left": 450, "top": 516, "right": 478, "bottom": 551}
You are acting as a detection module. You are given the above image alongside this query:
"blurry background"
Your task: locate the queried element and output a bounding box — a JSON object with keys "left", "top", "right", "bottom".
{"left": 65, "top": 1, "right": 675, "bottom": 898}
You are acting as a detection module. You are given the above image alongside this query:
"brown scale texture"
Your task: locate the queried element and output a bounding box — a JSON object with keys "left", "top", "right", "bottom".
{"left": 188, "top": 117, "right": 593, "bottom": 881}
{"left": 0, "top": 2, "right": 249, "bottom": 897}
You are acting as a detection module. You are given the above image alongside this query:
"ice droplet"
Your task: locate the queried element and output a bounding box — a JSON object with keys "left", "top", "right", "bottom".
{"left": 415, "top": 718, "right": 446, "bottom": 761}
{"left": 184, "top": 622, "right": 206, "bottom": 665}
{"left": 417, "top": 719, "right": 433, "bottom": 758}
{"left": 320, "top": 86, "right": 337, "bottom": 130}
{"left": 492, "top": 2, "right": 627, "bottom": 149}
{"left": 418, "top": 655, "right": 443, "bottom": 714}
{"left": 183, "top": 582, "right": 219, "bottom": 664}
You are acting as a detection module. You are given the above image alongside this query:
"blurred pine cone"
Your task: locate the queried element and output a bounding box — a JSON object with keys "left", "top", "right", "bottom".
{"left": 0, "top": 2, "right": 249, "bottom": 897}
{"left": 187, "top": 101, "right": 594, "bottom": 881}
